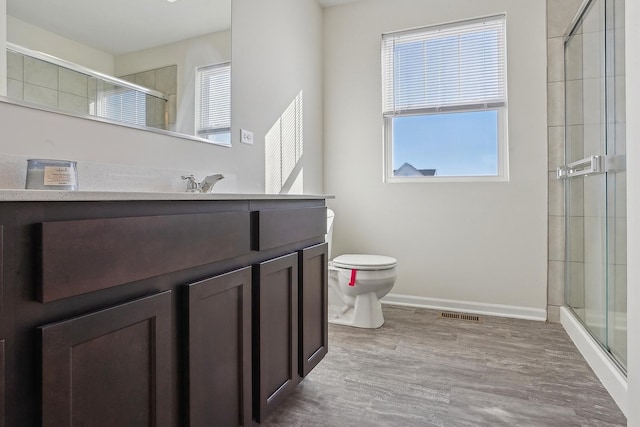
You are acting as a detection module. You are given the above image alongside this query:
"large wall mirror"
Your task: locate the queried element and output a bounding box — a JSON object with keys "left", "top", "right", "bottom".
{"left": 3, "top": 0, "right": 232, "bottom": 145}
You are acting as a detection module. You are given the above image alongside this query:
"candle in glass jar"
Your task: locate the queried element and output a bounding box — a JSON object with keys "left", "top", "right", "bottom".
{"left": 25, "top": 159, "right": 78, "bottom": 191}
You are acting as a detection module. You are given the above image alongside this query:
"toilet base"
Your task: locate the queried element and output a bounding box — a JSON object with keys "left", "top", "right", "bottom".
{"left": 328, "top": 292, "right": 384, "bottom": 329}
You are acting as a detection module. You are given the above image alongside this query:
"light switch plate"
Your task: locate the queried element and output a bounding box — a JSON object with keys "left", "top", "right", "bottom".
{"left": 240, "top": 129, "right": 254, "bottom": 145}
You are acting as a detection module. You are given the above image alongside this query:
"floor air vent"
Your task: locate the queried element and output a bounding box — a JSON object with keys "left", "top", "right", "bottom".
{"left": 440, "top": 312, "right": 481, "bottom": 322}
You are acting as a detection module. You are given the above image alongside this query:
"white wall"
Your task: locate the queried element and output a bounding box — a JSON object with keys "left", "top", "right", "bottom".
{"left": 0, "top": 0, "right": 324, "bottom": 194}
{"left": 625, "top": 1, "right": 639, "bottom": 425}
{"left": 115, "top": 31, "right": 231, "bottom": 136}
{"left": 7, "top": 16, "right": 114, "bottom": 74}
{"left": 324, "top": 0, "right": 548, "bottom": 316}
{"left": 0, "top": 0, "right": 6, "bottom": 96}
{"left": 233, "top": 0, "right": 324, "bottom": 194}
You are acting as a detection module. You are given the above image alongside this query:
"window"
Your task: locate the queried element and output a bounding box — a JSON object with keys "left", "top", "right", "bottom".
{"left": 96, "top": 82, "right": 147, "bottom": 127}
{"left": 195, "top": 62, "right": 231, "bottom": 145}
{"left": 382, "top": 15, "right": 507, "bottom": 181}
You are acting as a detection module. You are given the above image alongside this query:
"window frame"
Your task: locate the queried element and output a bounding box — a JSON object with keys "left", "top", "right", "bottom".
{"left": 195, "top": 61, "right": 231, "bottom": 145}
{"left": 382, "top": 15, "right": 509, "bottom": 183}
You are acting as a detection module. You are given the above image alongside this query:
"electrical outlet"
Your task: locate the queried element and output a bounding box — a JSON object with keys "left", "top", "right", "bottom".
{"left": 240, "top": 129, "right": 254, "bottom": 145}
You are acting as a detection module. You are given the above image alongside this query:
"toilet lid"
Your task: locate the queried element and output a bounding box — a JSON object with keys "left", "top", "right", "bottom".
{"left": 333, "top": 254, "right": 397, "bottom": 270}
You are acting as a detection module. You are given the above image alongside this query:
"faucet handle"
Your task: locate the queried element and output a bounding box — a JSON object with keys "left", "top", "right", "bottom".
{"left": 181, "top": 175, "right": 199, "bottom": 192}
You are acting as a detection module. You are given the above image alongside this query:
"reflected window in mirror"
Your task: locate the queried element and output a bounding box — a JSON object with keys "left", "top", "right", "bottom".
{"left": 195, "top": 62, "right": 231, "bottom": 145}
{"left": 95, "top": 82, "right": 153, "bottom": 127}
{"left": 119, "top": 65, "right": 177, "bottom": 131}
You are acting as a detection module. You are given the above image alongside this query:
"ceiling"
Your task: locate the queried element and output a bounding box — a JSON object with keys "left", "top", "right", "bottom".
{"left": 7, "top": 0, "right": 360, "bottom": 56}
{"left": 7, "top": 0, "right": 231, "bottom": 55}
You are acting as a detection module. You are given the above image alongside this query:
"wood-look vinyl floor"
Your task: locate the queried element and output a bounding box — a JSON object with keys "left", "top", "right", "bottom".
{"left": 262, "top": 305, "right": 626, "bottom": 427}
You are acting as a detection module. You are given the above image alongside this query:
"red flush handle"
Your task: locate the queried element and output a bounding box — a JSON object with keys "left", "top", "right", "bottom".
{"left": 349, "top": 269, "right": 357, "bottom": 287}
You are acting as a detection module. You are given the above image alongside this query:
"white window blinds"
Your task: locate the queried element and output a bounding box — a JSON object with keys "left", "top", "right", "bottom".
{"left": 96, "top": 84, "right": 148, "bottom": 127}
{"left": 382, "top": 15, "right": 506, "bottom": 117}
{"left": 195, "top": 62, "right": 231, "bottom": 137}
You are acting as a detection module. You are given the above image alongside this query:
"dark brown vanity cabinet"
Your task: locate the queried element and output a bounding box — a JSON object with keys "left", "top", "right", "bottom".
{"left": 0, "top": 199, "right": 328, "bottom": 426}
{"left": 253, "top": 253, "right": 300, "bottom": 422}
{"left": 39, "top": 291, "right": 173, "bottom": 427}
{"left": 185, "top": 267, "right": 252, "bottom": 427}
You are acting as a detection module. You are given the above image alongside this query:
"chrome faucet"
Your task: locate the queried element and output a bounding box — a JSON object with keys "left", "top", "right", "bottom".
{"left": 199, "top": 174, "right": 225, "bottom": 193}
{"left": 181, "top": 174, "right": 225, "bottom": 193}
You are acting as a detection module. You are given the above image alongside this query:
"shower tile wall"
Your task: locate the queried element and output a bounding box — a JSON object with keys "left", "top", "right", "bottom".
{"left": 547, "top": 0, "right": 584, "bottom": 322}
{"left": 59, "top": 68, "right": 90, "bottom": 114}
{"left": 120, "top": 65, "right": 177, "bottom": 132}
{"left": 7, "top": 52, "right": 91, "bottom": 114}
{"left": 6, "top": 52, "right": 175, "bottom": 131}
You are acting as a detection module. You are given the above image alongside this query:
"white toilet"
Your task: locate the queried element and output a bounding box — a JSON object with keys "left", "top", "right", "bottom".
{"left": 326, "top": 209, "right": 397, "bottom": 328}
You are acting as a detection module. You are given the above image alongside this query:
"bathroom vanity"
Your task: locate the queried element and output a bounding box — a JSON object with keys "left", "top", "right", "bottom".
{"left": 0, "top": 191, "right": 330, "bottom": 426}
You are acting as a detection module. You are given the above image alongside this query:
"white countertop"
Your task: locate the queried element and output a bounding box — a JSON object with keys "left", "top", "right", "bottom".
{"left": 0, "top": 190, "right": 333, "bottom": 202}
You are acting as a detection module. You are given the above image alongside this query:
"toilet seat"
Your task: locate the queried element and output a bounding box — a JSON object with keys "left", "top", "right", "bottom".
{"left": 332, "top": 254, "right": 397, "bottom": 270}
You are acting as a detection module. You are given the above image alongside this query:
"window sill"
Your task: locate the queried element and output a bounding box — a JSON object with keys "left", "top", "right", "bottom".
{"left": 384, "top": 175, "right": 509, "bottom": 184}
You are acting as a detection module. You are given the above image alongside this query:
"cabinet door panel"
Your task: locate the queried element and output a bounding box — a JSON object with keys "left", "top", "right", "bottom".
{"left": 40, "top": 291, "right": 172, "bottom": 427}
{"left": 299, "top": 243, "right": 328, "bottom": 377}
{"left": 40, "top": 212, "right": 250, "bottom": 302}
{"left": 1, "top": 225, "right": 3, "bottom": 316}
{"left": 254, "top": 253, "right": 298, "bottom": 422}
{"left": 0, "top": 339, "right": 4, "bottom": 427}
{"left": 186, "top": 267, "right": 252, "bottom": 427}
{"left": 0, "top": 227, "right": 3, "bottom": 427}
{"left": 252, "top": 207, "right": 326, "bottom": 250}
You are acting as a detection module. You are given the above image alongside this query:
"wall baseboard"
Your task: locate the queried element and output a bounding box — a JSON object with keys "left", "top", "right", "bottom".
{"left": 381, "top": 293, "right": 547, "bottom": 321}
{"left": 560, "top": 307, "right": 628, "bottom": 417}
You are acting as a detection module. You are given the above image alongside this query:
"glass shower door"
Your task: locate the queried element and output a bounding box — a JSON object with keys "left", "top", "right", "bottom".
{"left": 561, "top": 0, "right": 626, "bottom": 371}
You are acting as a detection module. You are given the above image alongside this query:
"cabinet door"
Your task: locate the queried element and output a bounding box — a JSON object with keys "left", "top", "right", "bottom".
{"left": 253, "top": 253, "right": 299, "bottom": 422}
{"left": 40, "top": 291, "right": 172, "bottom": 427}
{"left": 0, "top": 227, "right": 4, "bottom": 427}
{"left": 298, "top": 243, "right": 328, "bottom": 377}
{"left": 1, "top": 225, "right": 4, "bottom": 316}
{"left": 186, "top": 267, "right": 252, "bottom": 427}
{"left": 0, "top": 339, "right": 4, "bottom": 427}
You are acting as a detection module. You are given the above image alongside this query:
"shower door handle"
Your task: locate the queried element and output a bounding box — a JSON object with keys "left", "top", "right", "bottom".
{"left": 557, "top": 155, "right": 604, "bottom": 179}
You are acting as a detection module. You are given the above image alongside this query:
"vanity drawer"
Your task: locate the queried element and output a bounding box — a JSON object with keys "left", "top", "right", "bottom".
{"left": 252, "top": 207, "right": 326, "bottom": 251}
{"left": 39, "top": 211, "right": 250, "bottom": 303}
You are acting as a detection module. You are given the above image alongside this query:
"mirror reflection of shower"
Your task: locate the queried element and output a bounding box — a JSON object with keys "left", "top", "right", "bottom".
{"left": 3, "top": 0, "right": 231, "bottom": 144}
{"left": 7, "top": 43, "right": 169, "bottom": 130}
